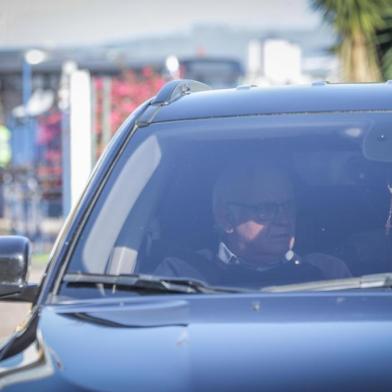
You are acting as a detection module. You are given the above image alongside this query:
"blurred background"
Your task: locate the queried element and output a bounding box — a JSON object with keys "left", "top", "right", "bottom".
{"left": 0, "top": 0, "right": 392, "bottom": 312}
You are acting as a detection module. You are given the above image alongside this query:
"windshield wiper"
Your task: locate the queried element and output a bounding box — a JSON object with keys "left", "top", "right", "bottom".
{"left": 63, "top": 272, "right": 244, "bottom": 294}
{"left": 261, "top": 273, "right": 392, "bottom": 293}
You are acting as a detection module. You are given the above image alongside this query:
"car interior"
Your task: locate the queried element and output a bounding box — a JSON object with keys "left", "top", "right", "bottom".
{"left": 106, "top": 135, "right": 392, "bottom": 280}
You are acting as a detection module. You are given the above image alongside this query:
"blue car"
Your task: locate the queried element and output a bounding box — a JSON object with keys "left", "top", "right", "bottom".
{"left": 1, "top": 80, "right": 392, "bottom": 391}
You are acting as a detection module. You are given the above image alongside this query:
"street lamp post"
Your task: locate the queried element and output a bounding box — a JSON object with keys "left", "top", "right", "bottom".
{"left": 19, "top": 49, "right": 47, "bottom": 237}
{"left": 22, "top": 60, "right": 32, "bottom": 109}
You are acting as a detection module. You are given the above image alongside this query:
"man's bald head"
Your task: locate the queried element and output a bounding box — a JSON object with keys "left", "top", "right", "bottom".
{"left": 213, "top": 159, "right": 293, "bottom": 222}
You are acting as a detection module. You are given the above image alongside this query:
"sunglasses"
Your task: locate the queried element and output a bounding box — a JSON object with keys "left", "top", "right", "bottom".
{"left": 227, "top": 200, "right": 296, "bottom": 223}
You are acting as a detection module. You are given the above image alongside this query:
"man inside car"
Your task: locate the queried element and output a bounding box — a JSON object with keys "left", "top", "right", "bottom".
{"left": 155, "top": 158, "right": 351, "bottom": 288}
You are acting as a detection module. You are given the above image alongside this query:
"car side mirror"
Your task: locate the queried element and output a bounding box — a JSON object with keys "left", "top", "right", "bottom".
{"left": 0, "top": 236, "right": 39, "bottom": 302}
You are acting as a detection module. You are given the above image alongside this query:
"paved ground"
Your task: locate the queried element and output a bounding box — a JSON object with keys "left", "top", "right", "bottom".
{"left": 0, "top": 265, "right": 46, "bottom": 342}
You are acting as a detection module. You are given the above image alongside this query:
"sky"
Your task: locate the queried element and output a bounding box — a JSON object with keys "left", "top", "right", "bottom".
{"left": 0, "top": 0, "right": 322, "bottom": 48}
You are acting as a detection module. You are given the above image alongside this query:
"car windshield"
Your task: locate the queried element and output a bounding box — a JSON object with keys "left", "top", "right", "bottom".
{"left": 61, "top": 112, "right": 392, "bottom": 295}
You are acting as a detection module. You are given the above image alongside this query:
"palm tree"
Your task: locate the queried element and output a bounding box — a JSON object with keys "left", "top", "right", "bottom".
{"left": 376, "top": 12, "right": 392, "bottom": 79}
{"left": 311, "top": 0, "right": 392, "bottom": 82}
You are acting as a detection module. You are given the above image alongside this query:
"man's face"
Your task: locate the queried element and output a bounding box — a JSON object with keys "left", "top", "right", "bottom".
{"left": 221, "top": 168, "right": 296, "bottom": 263}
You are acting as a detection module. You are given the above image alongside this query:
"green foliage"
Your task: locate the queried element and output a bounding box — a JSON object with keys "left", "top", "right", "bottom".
{"left": 376, "top": 12, "right": 392, "bottom": 79}
{"left": 382, "top": 49, "right": 392, "bottom": 79}
{"left": 311, "top": 0, "right": 390, "bottom": 38}
{"left": 310, "top": 0, "right": 392, "bottom": 81}
{"left": 32, "top": 252, "right": 49, "bottom": 267}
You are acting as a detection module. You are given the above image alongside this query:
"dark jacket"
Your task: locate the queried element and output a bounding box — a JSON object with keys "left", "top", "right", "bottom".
{"left": 154, "top": 247, "right": 345, "bottom": 288}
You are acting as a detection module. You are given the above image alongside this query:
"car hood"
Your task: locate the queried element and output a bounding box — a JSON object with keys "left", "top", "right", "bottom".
{"left": 3, "top": 292, "right": 392, "bottom": 391}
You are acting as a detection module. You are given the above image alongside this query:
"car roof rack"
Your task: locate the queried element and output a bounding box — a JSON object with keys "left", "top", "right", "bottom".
{"left": 151, "top": 79, "right": 211, "bottom": 105}
{"left": 136, "top": 80, "right": 211, "bottom": 126}
{"left": 236, "top": 84, "right": 258, "bottom": 90}
{"left": 312, "top": 80, "right": 330, "bottom": 86}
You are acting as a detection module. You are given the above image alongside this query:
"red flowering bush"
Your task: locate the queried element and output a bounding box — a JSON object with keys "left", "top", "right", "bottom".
{"left": 34, "top": 66, "right": 165, "bottom": 200}
{"left": 94, "top": 67, "right": 165, "bottom": 157}
{"left": 36, "top": 110, "right": 63, "bottom": 200}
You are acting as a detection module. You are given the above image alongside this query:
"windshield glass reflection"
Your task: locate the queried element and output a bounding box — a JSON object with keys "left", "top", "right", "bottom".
{"left": 64, "top": 113, "right": 392, "bottom": 293}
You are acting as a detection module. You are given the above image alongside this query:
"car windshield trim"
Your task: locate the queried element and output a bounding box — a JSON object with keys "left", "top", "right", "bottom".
{"left": 63, "top": 272, "right": 248, "bottom": 295}
{"left": 261, "top": 273, "right": 392, "bottom": 293}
